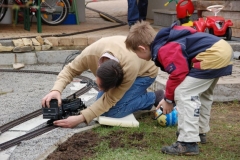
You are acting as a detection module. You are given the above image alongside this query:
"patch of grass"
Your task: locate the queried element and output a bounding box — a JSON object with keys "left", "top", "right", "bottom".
{"left": 48, "top": 102, "right": 240, "bottom": 160}
{"left": 89, "top": 103, "right": 240, "bottom": 160}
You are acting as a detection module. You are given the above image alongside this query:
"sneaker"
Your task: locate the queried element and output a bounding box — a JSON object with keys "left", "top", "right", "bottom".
{"left": 161, "top": 141, "right": 199, "bottom": 156}
{"left": 199, "top": 133, "right": 207, "bottom": 144}
{"left": 176, "top": 131, "right": 207, "bottom": 144}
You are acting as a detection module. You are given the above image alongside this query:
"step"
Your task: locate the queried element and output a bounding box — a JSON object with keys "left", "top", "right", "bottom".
{"left": 152, "top": 9, "right": 198, "bottom": 27}
{"left": 196, "top": 1, "right": 240, "bottom": 12}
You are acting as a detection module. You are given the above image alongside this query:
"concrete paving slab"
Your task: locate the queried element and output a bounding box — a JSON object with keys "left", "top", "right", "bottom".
{"left": 0, "top": 131, "right": 26, "bottom": 144}
{"left": 0, "top": 115, "right": 48, "bottom": 160}
{"left": 0, "top": 146, "right": 16, "bottom": 160}
{"left": 10, "top": 115, "right": 48, "bottom": 131}
{"left": 88, "top": 88, "right": 98, "bottom": 94}
{"left": 72, "top": 82, "right": 87, "bottom": 88}
{"left": 78, "top": 94, "right": 96, "bottom": 102}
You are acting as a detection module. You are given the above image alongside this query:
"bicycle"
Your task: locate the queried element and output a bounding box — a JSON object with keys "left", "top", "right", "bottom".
{"left": 0, "top": 0, "right": 70, "bottom": 25}
{"left": 0, "top": 0, "right": 8, "bottom": 22}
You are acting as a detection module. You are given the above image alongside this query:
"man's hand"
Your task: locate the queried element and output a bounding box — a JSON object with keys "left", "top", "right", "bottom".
{"left": 53, "top": 115, "right": 86, "bottom": 128}
{"left": 157, "top": 99, "right": 174, "bottom": 114}
{"left": 41, "top": 90, "right": 61, "bottom": 108}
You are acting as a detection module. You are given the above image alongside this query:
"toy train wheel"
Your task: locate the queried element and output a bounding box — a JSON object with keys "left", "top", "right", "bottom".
{"left": 226, "top": 27, "right": 232, "bottom": 41}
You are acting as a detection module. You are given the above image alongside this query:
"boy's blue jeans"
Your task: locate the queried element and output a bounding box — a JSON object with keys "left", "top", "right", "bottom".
{"left": 96, "top": 76, "right": 156, "bottom": 118}
{"left": 127, "top": 0, "right": 148, "bottom": 25}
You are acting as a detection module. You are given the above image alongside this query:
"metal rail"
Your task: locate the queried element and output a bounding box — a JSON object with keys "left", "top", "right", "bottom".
{"left": 0, "top": 109, "right": 42, "bottom": 134}
{"left": 0, "top": 125, "right": 57, "bottom": 151}
{"left": 0, "top": 69, "right": 59, "bottom": 75}
{"left": 0, "top": 69, "right": 98, "bottom": 150}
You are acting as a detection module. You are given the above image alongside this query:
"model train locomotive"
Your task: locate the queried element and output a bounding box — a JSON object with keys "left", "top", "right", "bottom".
{"left": 42, "top": 95, "right": 86, "bottom": 124}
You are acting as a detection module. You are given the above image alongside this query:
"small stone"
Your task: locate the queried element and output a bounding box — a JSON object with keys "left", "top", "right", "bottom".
{"left": 22, "top": 38, "right": 33, "bottom": 46}
{"left": 36, "top": 36, "right": 44, "bottom": 45}
{"left": 46, "top": 37, "right": 59, "bottom": 46}
{"left": 34, "top": 46, "right": 42, "bottom": 51}
{"left": 13, "top": 46, "right": 33, "bottom": 52}
{"left": 12, "top": 39, "right": 24, "bottom": 47}
{"left": 13, "top": 63, "right": 25, "bottom": 69}
{"left": 42, "top": 45, "right": 51, "bottom": 51}
{"left": 31, "top": 38, "right": 41, "bottom": 46}
{"left": 0, "top": 46, "right": 14, "bottom": 52}
{"left": 44, "top": 39, "right": 53, "bottom": 46}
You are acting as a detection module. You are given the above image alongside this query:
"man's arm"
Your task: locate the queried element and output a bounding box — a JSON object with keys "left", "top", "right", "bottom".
{"left": 53, "top": 114, "right": 86, "bottom": 128}
{"left": 42, "top": 50, "right": 92, "bottom": 108}
{"left": 51, "top": 53, "right": 91, "bottom": 93}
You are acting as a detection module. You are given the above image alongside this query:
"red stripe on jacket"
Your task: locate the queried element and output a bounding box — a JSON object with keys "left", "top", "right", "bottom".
{"left": 158, "top": 42, "right": 189, "bottom": 100}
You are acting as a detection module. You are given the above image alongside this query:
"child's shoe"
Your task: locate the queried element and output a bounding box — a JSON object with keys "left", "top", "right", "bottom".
{"left": 176, "top": 131, "right": 207, "bottom": 144}
{"left": 199, "top": 133, "right": 207, "bottom": 144}
{"left": 161, "top": 141, "right": 199, "bottom": 156}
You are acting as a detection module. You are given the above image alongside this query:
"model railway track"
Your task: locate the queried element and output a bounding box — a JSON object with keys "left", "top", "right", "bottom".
{"left": 0, "top": 109, "right": 43, "bottom": 134}
{"left": 0, "top": 69, "right": 98, "bottom": 151}
{"left": 0, "top": 125, "right": 57, "bottom": 151}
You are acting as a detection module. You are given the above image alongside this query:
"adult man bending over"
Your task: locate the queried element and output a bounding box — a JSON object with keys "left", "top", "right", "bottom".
{"left": 41, "top": 36, "right": 164, "bottom": 128}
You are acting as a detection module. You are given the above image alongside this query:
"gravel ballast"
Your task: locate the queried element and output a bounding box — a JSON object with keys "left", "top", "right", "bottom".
{"left": 0, "top": 64, "right": 98, "bottom": 160}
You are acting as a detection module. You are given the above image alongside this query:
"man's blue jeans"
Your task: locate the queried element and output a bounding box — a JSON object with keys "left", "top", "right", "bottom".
{"left": 96, "top": 76, "right": 156, "bottom": 118}
{"left": 127, "top": 0, "right": 148, "bottom": 25}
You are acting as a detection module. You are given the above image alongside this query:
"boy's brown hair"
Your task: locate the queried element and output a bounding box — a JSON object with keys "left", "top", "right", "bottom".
{"left": 125, "top": 21, "right": 157, "bottom": 51}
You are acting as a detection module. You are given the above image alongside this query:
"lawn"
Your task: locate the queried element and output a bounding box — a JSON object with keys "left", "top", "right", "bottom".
{"left": 46, "top": 102, "right": 240, "bottom": 160}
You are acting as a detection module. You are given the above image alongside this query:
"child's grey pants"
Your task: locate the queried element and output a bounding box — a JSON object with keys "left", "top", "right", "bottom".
{"left": 174, "top": 76, "right": 219, "bottom": 142}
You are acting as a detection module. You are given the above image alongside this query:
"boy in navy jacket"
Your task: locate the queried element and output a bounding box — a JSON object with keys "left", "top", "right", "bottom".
{"left": 125, "top": 21, "right": 233, "bottom": 156}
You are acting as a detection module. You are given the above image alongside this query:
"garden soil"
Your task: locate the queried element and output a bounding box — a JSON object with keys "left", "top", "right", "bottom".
{"left": 45, "top": 104, "right": 240, "bottom": 160}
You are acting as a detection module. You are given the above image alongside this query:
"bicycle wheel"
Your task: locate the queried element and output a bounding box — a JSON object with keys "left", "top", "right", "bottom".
{"left": 40, "top": 0, "right": 70, "bottom": 25}
{"left": 0, "top": 0, "right": 8, "bottom": 22}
